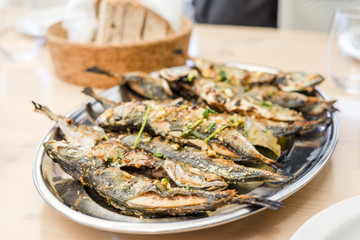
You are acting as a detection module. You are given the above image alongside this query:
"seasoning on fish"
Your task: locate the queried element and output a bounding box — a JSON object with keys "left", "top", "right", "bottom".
{"left": 276, "top": 72, "right": 324, "bottom": 92}
{"left": 44, "top": 140, "right": 236, "bottom": 217}
{"left": 96, "top": 100, "right": 282, "bottom": 167}
{"left": 246, "top": 86, "right": 337, "bottom": 115}
{"left": 120, "top": 134, "right": 288, "bottom": 183}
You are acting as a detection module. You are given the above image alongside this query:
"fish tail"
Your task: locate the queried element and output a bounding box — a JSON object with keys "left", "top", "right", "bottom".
{"left": 82, "top": 87, "right": 118, "bottom": 109}
{"left": 231, "top": 195, "right": 283, "bottom": 210}
{"left": 32, "top": 101, "right": 59, "bottom": 121}
{"left": 323, "top": 100, "right": 338, "bottom": 113}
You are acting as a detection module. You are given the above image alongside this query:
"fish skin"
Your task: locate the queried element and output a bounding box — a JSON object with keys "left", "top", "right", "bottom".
{"left": 122, "top": 72, "right": 173, "bottom": 100}
{"left": 34, "top": 101, "right": 228, "bottom": 191}
{"left": 192, "top": 78, "right": 304, "bottom": 122}
{"left": 44, "top": 140, "right": 236, "bottom": 217}
{"left": 254, "top": 114, "right": 332, "bottom": 137}
{"left": 32, "top": 101, "right": 105, "bottom": 148}
{"left": 246, "top": 86, "right": 337, "bottom": 115}
{"left": 277, "top": 72, "right": 324, "bottom": 92}
{"left": 120, "top": 134, "right": 288, "bottom": 183}
{"left": 97, "top": 100, "right": 281, "bottom": 167}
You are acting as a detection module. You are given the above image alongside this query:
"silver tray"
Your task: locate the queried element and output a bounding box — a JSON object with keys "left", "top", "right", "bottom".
{"left": 33, "top": 64, "right": 339, "bottom": 234}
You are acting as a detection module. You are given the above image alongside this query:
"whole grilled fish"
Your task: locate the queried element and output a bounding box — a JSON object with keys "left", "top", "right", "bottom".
{"left": 44, "top": 140, "right": 235, "bottom": 217}
{"left": 96, "top": 139, "right": 228, "bottom": 190}
{"left": 122, "top": 72, "right": 174, "bottom": 100}
{"left": 45, "top": 140, "right": 283, "bottom": 215}
{"left": 33, "top": 101, "right": 227, "bottom": 190}
{"left": 246, "top": 86, "right": 337, "bottom": 115}
{"left": 277, "top": 72, "right": 324, "bottom": 92}
{"left": 120, "top": 134, "right": 288, "bottom": 184}
{"left": 96, "top": 100, "right": 281, "bottom": 167}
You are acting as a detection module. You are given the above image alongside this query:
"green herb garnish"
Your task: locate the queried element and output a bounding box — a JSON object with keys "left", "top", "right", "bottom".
{"left": 268, "top": 92, "right": 274, "bottom": 97}
{"left": 219, "top": 69, "right": 230, "bottom": 83}
{"left": 207, "top": 122, "right": 217, "bottom": 134}
{"left": 202, "top": 106, "right": 218, "bottom": 118}
{"left": 105, "top": 157, "right": 113, "bottom": 166}
{"left": 261, "top": 101, "right": 273, "bottom": 108}
{"left": 153, "top": 151, "right": 164, "bottom": 158}
{"left": 244, "top": 130, "right": 249, "bottom": 138}
{"left": 261, "top": 129, "right": 268, "bottom": 133}
{"left": 116, "top": 148, "right": 123, "bottom": 160}
{"left": 133, "top": 105, "right": 152, "bottom": 149}
{"left": 204, "top": 124, "right": 231, "bottom": 143}
{"left": 98, "top": 146, "right": 103, "bottom": 150}
{"left": 185, "top": 185, "right": 190, "bottom": 190}
{"left": 181, "top": 106, "right": 218, "bottom": 138}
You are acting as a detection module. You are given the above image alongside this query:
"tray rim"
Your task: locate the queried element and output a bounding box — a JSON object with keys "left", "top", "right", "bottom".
{"left": 32, "top": 64, "right": 339, "bottom": 234}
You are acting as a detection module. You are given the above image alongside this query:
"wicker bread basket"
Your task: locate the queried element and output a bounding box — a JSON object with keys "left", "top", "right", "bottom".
{"left": 46, "top": 17, "right": 193, "bottom": 88}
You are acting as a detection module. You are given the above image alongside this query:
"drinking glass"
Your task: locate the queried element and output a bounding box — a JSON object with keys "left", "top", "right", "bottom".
{"left": 327, "top": 8, "right": 360, "bottom": 94}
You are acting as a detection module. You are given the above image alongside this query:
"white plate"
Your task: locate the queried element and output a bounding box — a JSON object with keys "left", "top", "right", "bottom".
{"left": 291, "top": 195, "right": 360, "bottom": 240}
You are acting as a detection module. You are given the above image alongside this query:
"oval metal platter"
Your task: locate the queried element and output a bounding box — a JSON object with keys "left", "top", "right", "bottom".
{"left": 33, "top": 64, "right": 339, "bottom": 234}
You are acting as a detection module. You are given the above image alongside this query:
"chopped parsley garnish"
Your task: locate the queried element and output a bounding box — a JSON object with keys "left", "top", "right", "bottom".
{"left": 204, "top": 125, "right": 230, "bottom": 143}
{"left": 133, "top": 105, "right": 152, "bottom": 149}
{"left": 185, "top": 185, "right": 190, "bottom": 190}
{"left": 153, "top": 151, "right": 164, "bottom": 158}
{"left": 261, "top": 101, "right": 273, "bottom": 108}
{"left": 261, "top": 129, "right": 268, "bottom": 133}
{"left": 207, "top": 122, "right": 217, "bottom": 134}
{"left": 98, "top": 146, "right": 103, "bottom": 150}
{"left": 116, "top": 149, "right": 123, "bottom": 160}
{"left": 181, "top": 106, "right": 218, "bottom": 138}
{"left": 244, "top": 130, "right": 249, "bottom": 138}
{"left": 202, "top": 106, "right": 218, "bottom": 118}
{"left": 105, "top": 157, "right": 113, "bottom": 166}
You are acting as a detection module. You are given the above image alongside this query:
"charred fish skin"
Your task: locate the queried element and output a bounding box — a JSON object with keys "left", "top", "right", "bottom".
{"left": 122, "top": 72, "right": 173, "bottom": 100}
{"left": 254, "top": 114, "right": 332, "bottom": 137}
{"left": 246, "top": 86, "right": 337, "bottom": 115}
{"left": 97, "top": 101, "right": 281, "bottom": 167}
{"left": 276, "top": 72, "right": 324, "bottom": 92}
{"left": 120, "top": 135, "right": 288, "bottom": 184}
{"left": 33, "top": 101, "right": 227, "bottom": 191}
{"left": 99, "top": 140, "right": 228, "bottom": 191}
{"left": 44, "top": 140, "right": 237, "bottom": 217}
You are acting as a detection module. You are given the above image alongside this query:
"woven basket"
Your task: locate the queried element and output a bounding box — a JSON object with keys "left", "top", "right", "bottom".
{"left": 47, "top": 17, "right": 193, "bottom": 88}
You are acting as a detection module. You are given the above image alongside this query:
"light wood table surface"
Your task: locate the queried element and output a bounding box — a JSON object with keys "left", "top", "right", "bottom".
{"left": 1, "top": 24, "right": 360, "bottom": 240}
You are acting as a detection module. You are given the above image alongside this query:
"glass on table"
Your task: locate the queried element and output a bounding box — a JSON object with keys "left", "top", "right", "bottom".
{"left": 327, "top": 8, "right": 360, "bottom": 94}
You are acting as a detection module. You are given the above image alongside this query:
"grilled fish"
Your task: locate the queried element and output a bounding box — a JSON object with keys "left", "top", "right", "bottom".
{"left": 246, "top": 86, "right": 337, "bottom": 115}
{"left": 44, "top": 140, "right": 236, "bottom": 217}
{"left": 96, "top": 100, "right": 281, "bottom": 167}
{"left": 120, "top": 134, "right": 288, "bottom": 183}
{"left": 277, "top": 72, "right": 324, "bottom": 92}
{"left": 122, "top": 72, "right": 173, "bottom": 100}
{"left": 34, "top": 101, "right": 228, "bottom": 190}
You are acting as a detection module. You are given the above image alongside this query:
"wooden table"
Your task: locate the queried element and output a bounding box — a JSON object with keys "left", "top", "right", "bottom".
{"left": 1, "top": 24, "right": 360, "bottom": 240}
